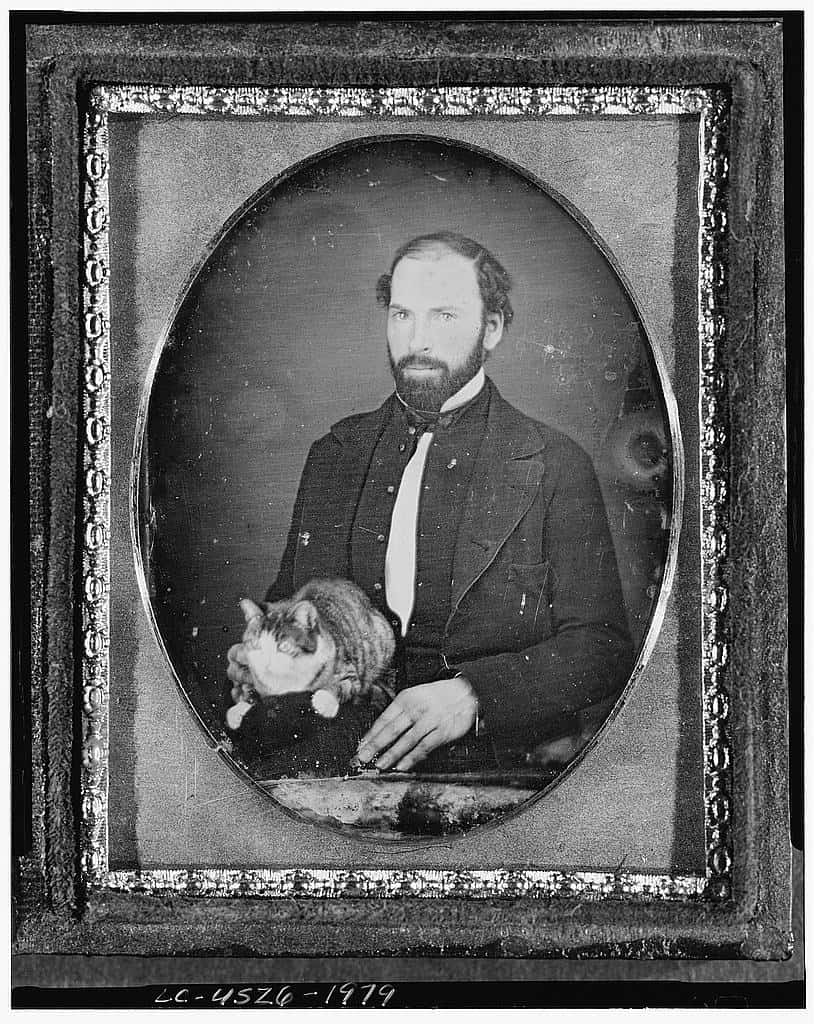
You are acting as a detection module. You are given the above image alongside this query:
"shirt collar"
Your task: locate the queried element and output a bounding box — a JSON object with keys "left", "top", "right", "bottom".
{"left": 395, "top": 367, "right": 486, "bottom": 419}
{"left": 440, "top": 367, "right": 486, "bottom": 413}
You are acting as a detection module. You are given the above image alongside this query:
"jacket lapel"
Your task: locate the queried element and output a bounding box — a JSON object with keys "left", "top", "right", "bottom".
{"left": 294, "top": 397, "right": 393, "bottom": 581}
{"left": 449, "top": 382, "right": 547, "bottom": 618}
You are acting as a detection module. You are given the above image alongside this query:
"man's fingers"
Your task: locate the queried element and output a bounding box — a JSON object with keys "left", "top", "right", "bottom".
{"left": 373, "top": 721, "right": 434, "bottom": 771}
{"left": 227, "top": 642, "right": 255, "bottom": 684}
{"left": 227, "top": 661, "right": 255, "bottom": 692}
{"left": 227, "top": 643, "right": 246, "bottom": 666}
{"left": 355, "top": 714, "right": 412, "bottom": 764}
{"left": 355, "top": 709, "right": 413, "bottom": 764}
{"left": 356, "top": 699, "right": 409, "bottom": 750}
{"left": 366, "top": 698, "right": 406, "bottom": 733}
{"left": 230, "top": 680, "right": 253, "bottom": 702}
{"left": 226, "top": 660, "right": 250, "bottom": 683}
{"left": 393, "top": 729, "right": 442, "bottom": 772}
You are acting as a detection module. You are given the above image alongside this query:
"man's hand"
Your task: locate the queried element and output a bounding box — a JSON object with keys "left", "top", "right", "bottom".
{"left": 226, "top": 643, "right": 255, "bottom": 705}
{"left": 352, "top": 677, "right": 479, "bottom": 772}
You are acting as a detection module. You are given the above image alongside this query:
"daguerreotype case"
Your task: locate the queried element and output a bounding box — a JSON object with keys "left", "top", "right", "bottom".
{"left": 14, "top": 15, "right": 797, "bottom": 999}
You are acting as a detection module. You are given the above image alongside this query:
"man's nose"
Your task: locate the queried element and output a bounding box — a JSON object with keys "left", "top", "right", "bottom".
{"left": 407, "top": 317, "right": 431, "bottom": 352}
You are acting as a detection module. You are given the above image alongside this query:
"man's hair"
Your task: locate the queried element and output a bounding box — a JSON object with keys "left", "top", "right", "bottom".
{"left": 375, "top": 232, "right": 514, "bottom": 329}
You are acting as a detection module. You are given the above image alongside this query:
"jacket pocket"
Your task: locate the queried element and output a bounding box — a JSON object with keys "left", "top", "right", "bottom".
{"left": 508, "top": 560, "right": 551, "bottom": 587}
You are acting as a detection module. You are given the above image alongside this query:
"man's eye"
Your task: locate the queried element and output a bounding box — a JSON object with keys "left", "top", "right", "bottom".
{"left": 390, "top": 309, "right": 409, "bottom": 320}
{"left": 437, "top": 311, "right": 455, "bottom": 322}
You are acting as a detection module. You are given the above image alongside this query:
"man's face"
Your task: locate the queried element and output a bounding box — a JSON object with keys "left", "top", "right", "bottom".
{"left": 386, "top": 250, "right": 504, "bottom": 411}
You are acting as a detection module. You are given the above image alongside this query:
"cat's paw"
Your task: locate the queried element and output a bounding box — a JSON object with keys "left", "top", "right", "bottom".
{"left": 226, "top": 642, "right": 255, "bottom": 690}
{"left": 311, "top": 689, "right": 340, "bottom": 719}
{"left": 226, "top": 699, "right": 254, "bottom": 730}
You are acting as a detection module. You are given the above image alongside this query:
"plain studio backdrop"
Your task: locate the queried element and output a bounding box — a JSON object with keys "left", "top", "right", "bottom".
{"left": 142, "top": 137, "right": 671, "bottom": 727}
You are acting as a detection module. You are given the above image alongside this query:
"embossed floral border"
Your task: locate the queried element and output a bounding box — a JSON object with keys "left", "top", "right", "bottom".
{"left": 80, "top": 85, "right": 730, "bottom": 901}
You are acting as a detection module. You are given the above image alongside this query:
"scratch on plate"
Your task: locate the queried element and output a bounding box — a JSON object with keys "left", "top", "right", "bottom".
{"left": 533, "top": 589, "right": 547, "bottom": 628}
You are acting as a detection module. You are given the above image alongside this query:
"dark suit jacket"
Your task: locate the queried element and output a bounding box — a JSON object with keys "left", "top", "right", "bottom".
{"left": 267, "top": 378, "right": 633, "bottom": 751}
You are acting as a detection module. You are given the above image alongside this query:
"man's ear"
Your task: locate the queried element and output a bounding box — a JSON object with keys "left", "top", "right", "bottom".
{"left": 290, "top": 599, "right": 319, "bottom": 632}
{"left": 483, "top": 310, "right": 504, "bottom": 354}
{"left": 239, "top": 598, "right": 264, "bottom": 625}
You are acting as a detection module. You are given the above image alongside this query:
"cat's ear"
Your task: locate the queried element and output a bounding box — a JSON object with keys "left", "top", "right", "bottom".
{"left": 239, "top": 598, "right": 265, "bottom": 625}
{"left": 290, "top": 599, "right": 319, "bottom": 632}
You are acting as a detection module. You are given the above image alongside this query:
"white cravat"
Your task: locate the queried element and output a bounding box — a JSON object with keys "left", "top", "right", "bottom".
{"left": 385, "top": 368, "right": 485, "bottom": 636}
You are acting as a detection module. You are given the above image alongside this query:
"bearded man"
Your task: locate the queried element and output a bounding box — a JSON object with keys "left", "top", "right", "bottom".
{"left": 228, "top": 232, "right": 634, "bottom": 774}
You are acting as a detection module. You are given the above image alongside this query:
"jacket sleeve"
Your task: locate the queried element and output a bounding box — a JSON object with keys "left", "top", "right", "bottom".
{"left": 456, "top": 442, "right": 635, "bottom": 746}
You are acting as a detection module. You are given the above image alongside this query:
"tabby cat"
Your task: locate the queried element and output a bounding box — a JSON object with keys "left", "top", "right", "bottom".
{"left": 225, "top": 579, "right": 396, "bottom": 778}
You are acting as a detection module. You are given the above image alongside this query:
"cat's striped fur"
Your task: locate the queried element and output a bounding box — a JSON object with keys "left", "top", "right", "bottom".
{"left": 234, "top": 578, "right": 396, "bottom": 718}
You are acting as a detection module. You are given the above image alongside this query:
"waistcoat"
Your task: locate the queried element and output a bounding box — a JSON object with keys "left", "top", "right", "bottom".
{"left": 350, "top": 384, "right": 491, "bottom": 687}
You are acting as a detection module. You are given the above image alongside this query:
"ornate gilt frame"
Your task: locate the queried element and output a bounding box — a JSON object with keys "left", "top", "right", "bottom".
{"left": 17, "top": 18, "right": 792, "bottom": 964}
{"left": 81, "top": 84, "right": 729, "bottom": 902}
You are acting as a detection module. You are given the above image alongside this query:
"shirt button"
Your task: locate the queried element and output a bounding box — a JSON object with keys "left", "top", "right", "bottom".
{"left": 386, "top": 485, "right": 395, "bottom": 494}
{"left": 399, "top": 443, "right": 406, "bottom": 452}
{"left": 377, "top": 534, "right": 386, "bottom": 543}
{"left": 408, "top": 426, "right": 416, "bottom": 435}
{"left": 373, "top": 582, "right": 382, "bottom": 591}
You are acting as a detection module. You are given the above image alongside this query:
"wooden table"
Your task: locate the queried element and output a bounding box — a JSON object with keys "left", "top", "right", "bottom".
{"left": 259, "top": 770, "right": 557, "bottom": 839}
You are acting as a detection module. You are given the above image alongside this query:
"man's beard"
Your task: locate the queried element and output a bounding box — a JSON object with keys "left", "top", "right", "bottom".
{"left": 389, "top": 331, "right": 486, "bottom": 414}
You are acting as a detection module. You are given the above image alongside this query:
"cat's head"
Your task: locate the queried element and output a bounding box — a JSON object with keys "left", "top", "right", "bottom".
{"left": 239, "top": 597, "right": 336, "bottom": 698}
